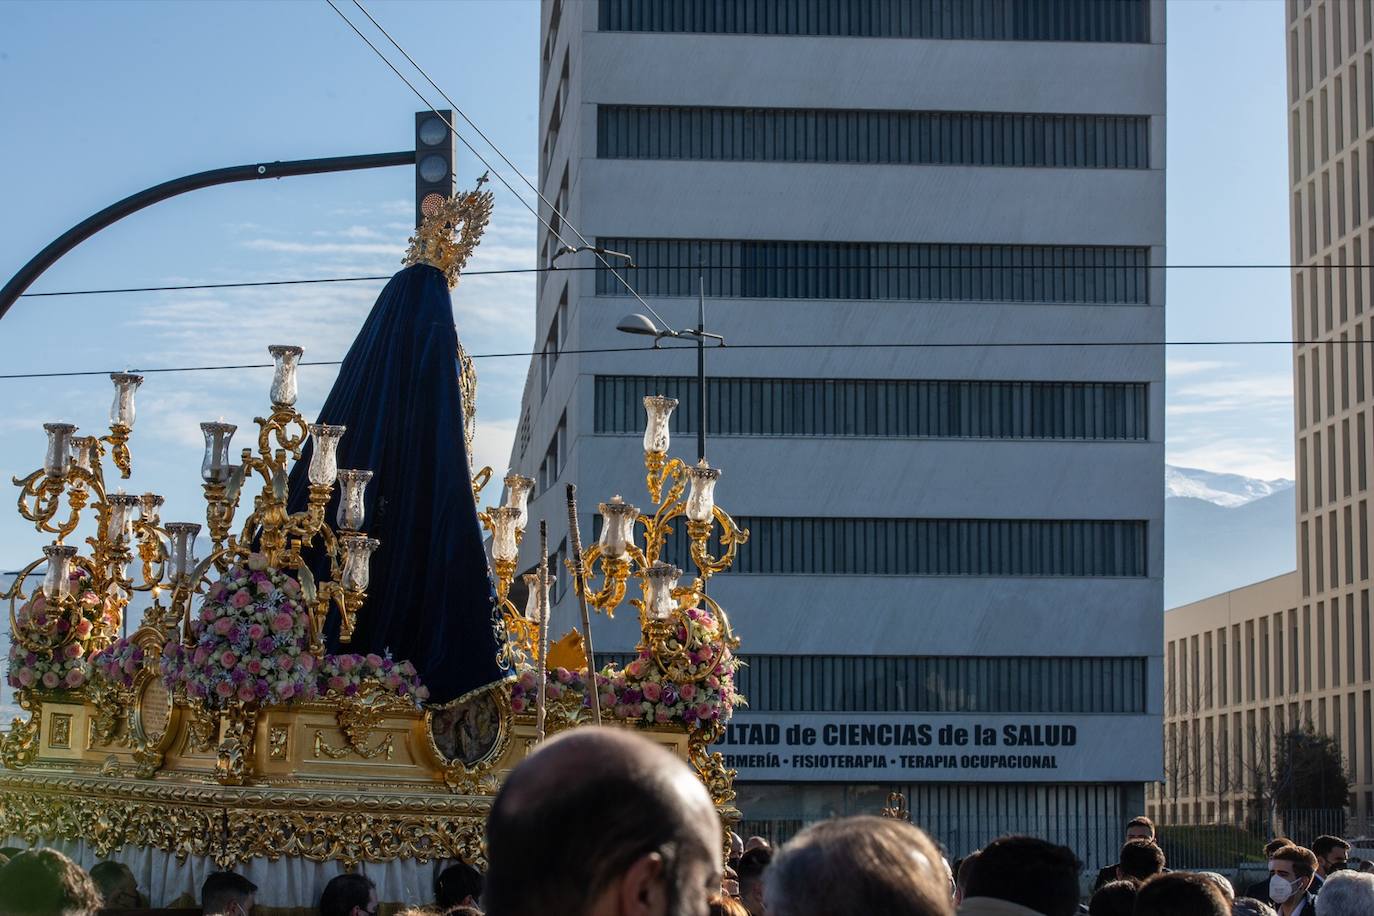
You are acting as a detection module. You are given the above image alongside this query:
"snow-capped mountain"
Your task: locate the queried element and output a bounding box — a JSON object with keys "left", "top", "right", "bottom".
{"left": 1165, "top": 464, "right": 1294, "bottom": 508}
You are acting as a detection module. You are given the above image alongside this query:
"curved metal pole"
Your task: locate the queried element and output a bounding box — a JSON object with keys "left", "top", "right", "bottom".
{"left": 0, "top": 150, "right": 417, "bottom": 321}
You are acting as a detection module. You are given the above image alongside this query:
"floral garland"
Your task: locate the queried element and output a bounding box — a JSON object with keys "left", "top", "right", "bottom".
{"left": 90, "top": 637, "right": 146, "bottom": 690}
{"left": 511, "top": 605, "right": 742, "bottom": 731}
{"left": 161, "top": 555, "right": 318, "bottom": 707}
{"left": 5, "top": 569, "right": 117, "bottom": 692}
{"left": 321, "top": 651, "right": 429, "bottom": 705}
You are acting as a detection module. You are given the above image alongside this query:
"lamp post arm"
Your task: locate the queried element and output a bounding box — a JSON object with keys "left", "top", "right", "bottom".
{"left": 0, "top": 150, "right": 418, "bottom": 322}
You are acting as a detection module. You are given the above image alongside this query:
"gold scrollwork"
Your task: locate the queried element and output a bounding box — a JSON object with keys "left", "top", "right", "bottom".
{"left": 422, "top": 681, "right": 513, "bottom": 794}
{"left": 268, "top": 725, "right": 289, "bottom": 761}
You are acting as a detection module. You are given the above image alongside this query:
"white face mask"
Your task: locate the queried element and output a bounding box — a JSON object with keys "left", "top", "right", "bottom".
{"left": 1269, "top": 874, "right": 1296, "bottom": 904}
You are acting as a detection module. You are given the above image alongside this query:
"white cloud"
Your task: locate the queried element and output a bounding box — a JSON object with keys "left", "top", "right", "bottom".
{"left": 1166, "top": 358, "right": 1231, "bottom": 377}
{"left": 1166, "top": 440, "right": 1295, "bottom": 482}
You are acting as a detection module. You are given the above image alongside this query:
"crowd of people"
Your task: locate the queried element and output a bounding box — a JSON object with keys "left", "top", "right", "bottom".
{"left": 2, "top": 728, "right": 1374, "bottom": 916}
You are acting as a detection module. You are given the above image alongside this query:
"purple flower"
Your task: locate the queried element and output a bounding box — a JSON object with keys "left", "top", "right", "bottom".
{"left": 257, "top": 637, "right": 276, "bottom": 654}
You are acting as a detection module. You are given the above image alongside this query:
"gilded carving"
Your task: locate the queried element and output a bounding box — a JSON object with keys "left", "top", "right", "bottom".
{"left": 186, "top": 703, "right": 218, "bottom": 754}
{"left": 49, "top": 713, "right": 73, "bottom": 749}
{"left": 268, "top": 726, "right": 289, "bottom": 761}
{"left": 2, "top": 709, "right": 40, "bottom": 769}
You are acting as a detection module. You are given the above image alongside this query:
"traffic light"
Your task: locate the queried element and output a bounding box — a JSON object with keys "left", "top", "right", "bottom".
{"left": 415, "top": 110, "right": 456, "bottom": 227}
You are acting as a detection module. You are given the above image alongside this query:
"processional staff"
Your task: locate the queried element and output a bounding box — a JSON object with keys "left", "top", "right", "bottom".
{"left": 535, "top": 520, "right": 550, "bottom": 742}
{"left": 565, "top": 484, "right": 602, "bottom": 725}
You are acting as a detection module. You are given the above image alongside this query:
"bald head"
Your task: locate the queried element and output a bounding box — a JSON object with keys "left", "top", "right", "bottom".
{"left": 485, "top": 727, "right": 722, "bottom": 916}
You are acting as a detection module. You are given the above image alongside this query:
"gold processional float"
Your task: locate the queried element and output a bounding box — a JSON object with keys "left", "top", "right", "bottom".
{"left": 0, "top": 188, "right": 749, "bottom": 904}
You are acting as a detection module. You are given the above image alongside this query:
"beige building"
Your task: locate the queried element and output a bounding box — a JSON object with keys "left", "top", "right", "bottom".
{"left": 1151, "top": 0, "right": 1374, "bottom": 828}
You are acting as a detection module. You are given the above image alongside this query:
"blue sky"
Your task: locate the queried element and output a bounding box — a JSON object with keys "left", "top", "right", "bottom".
{"left": 0, "top": 0, "right": 1295, "bottom": 588}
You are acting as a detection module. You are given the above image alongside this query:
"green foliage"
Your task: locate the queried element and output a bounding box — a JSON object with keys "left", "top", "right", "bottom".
{"left": 1272, "top": 726, "right": 1352, "bottom": 812}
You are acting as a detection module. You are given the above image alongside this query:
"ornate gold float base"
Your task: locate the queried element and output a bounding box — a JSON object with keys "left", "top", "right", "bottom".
{"left": 0, "top": 680, "right": 733, "bottom": 869}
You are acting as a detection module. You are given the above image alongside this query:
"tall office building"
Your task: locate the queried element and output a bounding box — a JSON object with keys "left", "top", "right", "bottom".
{"left": 511, "top": 0, "right": 1165, "bottom": 866}
{"left": 1153, "top": 0, "right": 1374, "bottom": 828}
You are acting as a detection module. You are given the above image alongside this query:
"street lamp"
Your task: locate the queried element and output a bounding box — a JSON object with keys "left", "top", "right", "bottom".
{"left": 614, "top": 268, "right": 724, "bottom": 464}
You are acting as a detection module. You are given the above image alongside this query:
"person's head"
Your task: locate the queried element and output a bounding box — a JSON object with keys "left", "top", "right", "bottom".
{"left": 1133, "top": 873, "right": 1228, "bottom": 916}
{"left": 1263, "top": 838, "right": 1294, "bottom": 858}
{"left": 1194, "top": 873, "right": 1234, "bottom": 903}
{"left": 484, "top": 726, "right": 722, "bottom": 916}
{"left": 1268, "top": 844, "right": 1318, "bottom": 906}
{"left": 1311, "top": 835, "right": 1352, "bottom": 876}
{"left": 744, "top": 837, "right": 770, "bottom": 853}
{"left": 443, "top": 909, "right": 484, "bottom": 916}
{"left": 1317, "top": 871, "right": 1374, "bottom": 916}
{"left": 708, "top": 896, "right": 749, "bottom": 916}
{"left": 762, "top": 816, "right": 952, "bottom": 916}
{"left": 0, "top": 848, "right": 103, "bottom": 916}
{"left": 1125, "top": 816, "right": 1156, "bottom": 843}
{"left": 729, "top": 834, "right": 744, "bottom": 861}
{"left": 1232, "top": 898, "right": 1278, "bottom": 916}
{"left": 320, "top": 873, "right": 377, "bottom": 916}
{"left": 435, "top": 863, "right": 484, "bottom": 909}
{"left": 962, "top": 835, "right": 1081, "bottom": 916}
{"left": 954, "top": 850, "right": 980, "bottom": 905}
{"left": 1116, "top": 839, "right": 1166, "bottom": 882}
{"left": 1087, "top": 880, "right": 1137, "bottom": 916}
{"left": 89, "top": 861, "right": 141, "bottom": 909}
{"left": 201, "top": 871, "right": 258, "bottom": 916}
{"left": 735, "top": 848, "right": 772, "bottom": 916}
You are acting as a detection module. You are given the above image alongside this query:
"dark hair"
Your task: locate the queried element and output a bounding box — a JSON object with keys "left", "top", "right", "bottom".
{"left": 435, "top": 863, "right": 484, "bottom": 909}
{"left": 1088, "top": 880, "right": 1138, "bottom": 916}
{"left": 0, "top": 848, "right": 104, "bottom": 916}
{"left": 962, "top": 835, "right": 1081, "bottom": 916}
{"left": 737, "top": 846, "right": 773, "bottom": 895}
{"left": 484, "top": 728, "right": 716, "bottom": 916}
{"left": 1263, "top": 837, "right": 1294, "bottom": 857}
{"left": 201, "top": 871, "right": 258, "bottom": 915}
{"left": 955, "top": 851, "right": 980, "bottom": 892}
{"left": 320, "top": 873, "right": 375, "bottom": 916}
{"left": 1313, "top": 835, "right": 1352, "bottom": 857}
{"left": 88, "top": 861, "right": 137, "bottom": 904}
{"left": 1126, "top": 816, "right": 1155, "bottom": 836}
{"left": 1134, "top": 873, "right": 1228, "bottom": 916}
{"left": 1117, "top": 839, "right": 1166, "bottom": 881}
{"left": 1231, "top": 898, "right": 1278, "bottom": 916}
{"left": 763, "top": 816, "right": 952, "bottom": 916}
{"left": 1270, "top": 843, "right": 1318, "bottom": 877}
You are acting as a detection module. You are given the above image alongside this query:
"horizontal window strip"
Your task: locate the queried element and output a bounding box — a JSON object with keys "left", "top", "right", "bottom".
{"left": 595, "top": 376, "right": 1149, "bottom": 440}
{"left": 593, "top": 516, "right": 1149, "bottom": 577}
{"left": 596, "top": 238, "right": 1151, "bottom": 304}
{"left": 598, "top": 106, "right": 1150, "bottom": 169}
{"left": 594, "top": 653, "right": 1148, "bottom": 713}
{"left": 597, "top": 0, "right": 1150, "bottom": 42}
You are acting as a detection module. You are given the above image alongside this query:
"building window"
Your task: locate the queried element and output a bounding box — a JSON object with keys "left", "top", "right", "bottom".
{"left": 598, "top": 106, "right": 1150, "bottom": 169}
{"left": 597, "top": 238, "right": 1150, "bottom": 305}
{"left": 538, "top": 413, "right": 567, "bottom": 493}
{"left": 597, "top": 0, "right": 1150, "bottom": 42}
{"left": 595, "top": 376, "right": 1149, "bottom": 441}
{"left": 610, "top": 516, "right": 1148, "bottom": 577}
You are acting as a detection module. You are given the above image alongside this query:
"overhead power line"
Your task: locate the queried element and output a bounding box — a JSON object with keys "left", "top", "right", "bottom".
{"left": 0, "top": 338, "right": 1363, "bottom": 382}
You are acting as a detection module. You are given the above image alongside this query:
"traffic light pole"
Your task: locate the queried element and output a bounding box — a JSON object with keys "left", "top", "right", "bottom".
{"left": 0, "top": 149, "right": 417, "bottom": 323}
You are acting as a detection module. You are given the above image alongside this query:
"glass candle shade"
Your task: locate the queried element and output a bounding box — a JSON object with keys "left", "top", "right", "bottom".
{"left": 268, "top": 345, "right": 304, "bottom": 407}
{"left": 109, "top": 372, "right": 143, "bottom": 428}
{"left": 488, "top": 507, "right": 521, "bottom": 563}
{"left": 107, "top": 493, "right": 140, "bottom": 546}
{"left": 165, "top": 523, "right": 201, "bottom": 583}
{"left": 685, "top": 460, "right": 721, "bottom": 523}
{"left": 522, "top": 572, "right": 548, "bottom": 623}
{"left": 503, "top": 472, "right": 536, "bottom": 531}
{"left": 200, "top": 422, "right": 237, "bottom": 483}
{"left": 42, "top": 544, "right": 78, "bottom": 599}
{"left": 43, "top": 423, "right": 76, "bottom": 478}
{"left": 598, "top": 497, "right": 640, "bottom": 560}
{"left": 69, "top": 436, "right": 98, "bottom": 483}
{"left": 340, "top": 535, "right": 380, "bottom": 591}
{"left": 644, "top": 562, "right": 681, "bottom": 621}
{"left": 642, "top": 395, "right": 678, "bottom": 454}
{"left": 307, "top": 424, "right": 346, "bottom": 487}
{"left": 336, "top": 469, "right": 373, "bottom": 531}
{"left": 138, "top": 493, "right": 164, "bottom": 527}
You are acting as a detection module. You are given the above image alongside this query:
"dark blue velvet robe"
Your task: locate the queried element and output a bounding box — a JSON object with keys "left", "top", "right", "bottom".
{"left": 286, "top": 263, "right": 505, "bottom": 703}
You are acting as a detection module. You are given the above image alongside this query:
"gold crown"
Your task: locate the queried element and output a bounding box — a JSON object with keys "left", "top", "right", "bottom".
{"left": 403, "top": 188, "right": 495, "bottom": 287}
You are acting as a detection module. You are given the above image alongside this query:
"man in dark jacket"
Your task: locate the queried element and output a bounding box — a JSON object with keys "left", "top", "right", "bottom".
{"left": 1092, "top": 816, "right": 1159, "bottom": 891}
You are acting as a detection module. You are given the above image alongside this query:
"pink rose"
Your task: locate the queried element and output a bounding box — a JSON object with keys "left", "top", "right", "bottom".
{"left": 193, "top": 647, "right": 211, "bottom": 665}
{"left": 655, "top": 706, "right": 673, "bottom": 723}
{"left": 297, "top": 654, "right": 315, "bottom": 672}
{"left": 64, "top": 642, "right": 83, "bottom": 660}
{"left": 385, "top": 674, "right": 402, "bottom": 689}
{"left": 626, "top": 659, "right": 646, "bottom": 677}
{"left": 201, "top": 608, "right": 217, "bottom": 622}
{"left": 642, "top": 681, "right": 663, "bottom": 702}
{"left": 237, "top": 684, "right": 257, "bottom": 703}
{"left": 416, "top": 686, "right": 430, "bottom": 701}
{"left": 81, "top": 591, "right": 100, "bottom": 608}
{"left": 277, "top": 655, "right": 294, "bottom": 672}
{"left": 327, "top": 675, "right": 346, "bottom": 691}
{"left": 338, "top": 655, "right": 357, "bottom": 673}
{"left": 247, "top": 624, "right": 265, "bottom": 640}
{"left": 365, "top": 653, "right": 383, "bottom": 668}
{"left": 511, "top": 697, "right": 526, "bottom": 712}
{"left": 213, "top": 617, "right": 234, "bottom": 635}
{"left": 679, "top": 683, "right": 697, "bottom": 700}
{"left": 74, "top": 619, "right": 92, "bottom": 638}
{"left": 246, "top": 659, "right": 262, "bottom": 674}
{"left": 278, "top": 682, "right": 295, "bottom": 699}
{"left": 556, "top": 668, "right": 573, "bottom": 684}
{"left": 64, "top": 668, "right": 85, "bottom": 688}
{"left": 696, "top": 703, "right": 715, "bottom": 720}
{"left": 270, "top": 612, "right": 293, "bottom": 633}
{"left": 41, "top": 671, "right": 60, "bottom": 689}
{"left": 16, "top": 668, "right": 35, "bottom": 687}
{"left": 220, "top": 650, "right": 238, "bottom": 669}
{"left": 231, "top": 590, "right": 252, "bottom": 609}
{"left": 215, "top": 681, "right": 235, "bottom": 698}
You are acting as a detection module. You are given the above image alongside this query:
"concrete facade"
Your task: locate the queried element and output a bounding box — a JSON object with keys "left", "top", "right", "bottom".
{"left": 509, "top": 0, "right": 1165, "bottom": 867}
